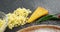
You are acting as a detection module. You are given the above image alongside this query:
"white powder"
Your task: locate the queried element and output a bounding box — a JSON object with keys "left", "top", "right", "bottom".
{"left": 30, "top": 28, "right": 60, "bottom": 32}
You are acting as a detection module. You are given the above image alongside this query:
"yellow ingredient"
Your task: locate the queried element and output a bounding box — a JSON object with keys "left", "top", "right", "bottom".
{"left": 0, "top": 19, "right": 5, "bottom": 28}
{"left": 27, "top": 7, "right": 48, "bottom": 23}
{"left": 0, "top": 19, "right": 6, "bottom": 32}
{"left": 7, "top": 8, "right": 31, "bottom": 29}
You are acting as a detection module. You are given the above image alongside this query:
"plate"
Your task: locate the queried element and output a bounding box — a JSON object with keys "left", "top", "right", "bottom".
{"left": 17, "top": 25, "right": 60, "bottom": 32}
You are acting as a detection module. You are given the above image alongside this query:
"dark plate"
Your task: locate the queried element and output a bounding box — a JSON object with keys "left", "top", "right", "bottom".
{"left": 0, "top": 0, "right": 60, "bottom": 32}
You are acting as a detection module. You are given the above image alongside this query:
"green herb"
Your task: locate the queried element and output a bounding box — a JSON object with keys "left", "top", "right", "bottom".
{"left": 36, "top": 14, "right": 60, "bottom": 23}
{"left": 50, "top": 17, "right": 60, "bottom": 20}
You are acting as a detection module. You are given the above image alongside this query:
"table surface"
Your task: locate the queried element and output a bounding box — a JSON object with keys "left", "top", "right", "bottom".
{"left": 0, "top": 0, "right": 60, "bottom": 32}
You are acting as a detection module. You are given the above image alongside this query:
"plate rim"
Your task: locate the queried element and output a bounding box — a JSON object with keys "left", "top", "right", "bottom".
{"left": 17, "top": 24, "right": 60, "bottom": 32}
